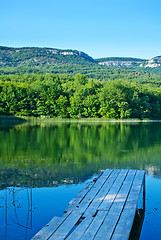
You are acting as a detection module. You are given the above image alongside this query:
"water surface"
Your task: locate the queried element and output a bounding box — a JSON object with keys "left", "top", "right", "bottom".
{"left": 0, "top": 122, "right": 161, "bottom": 239}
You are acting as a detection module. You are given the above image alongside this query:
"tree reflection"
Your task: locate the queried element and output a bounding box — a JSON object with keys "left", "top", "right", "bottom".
{"left": 0, "top": 122, "right": 161, "bottom": 190}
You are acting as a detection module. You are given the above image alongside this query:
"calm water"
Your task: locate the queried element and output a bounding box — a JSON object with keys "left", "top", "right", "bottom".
{"left": 0, "top": 122, "right": 161, "bottom": 239}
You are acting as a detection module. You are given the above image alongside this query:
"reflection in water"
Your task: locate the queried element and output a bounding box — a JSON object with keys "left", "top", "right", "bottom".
{"left": 0, "top": 122, "right": 161, "bottom": 239}
{"left": 1, "top": 122, "right": 161, "bottom": 188}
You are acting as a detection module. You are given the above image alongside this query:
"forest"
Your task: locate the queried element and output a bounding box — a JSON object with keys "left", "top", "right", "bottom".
{"left": 1, "top": 73, "right": 161, "bottom": 119}
{"left": 1, "top": 46, "right": 161, "bottom": 119}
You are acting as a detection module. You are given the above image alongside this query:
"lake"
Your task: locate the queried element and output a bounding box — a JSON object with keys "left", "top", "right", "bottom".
{"left": 0, "top": 121, "right": 161, "bottom": 239}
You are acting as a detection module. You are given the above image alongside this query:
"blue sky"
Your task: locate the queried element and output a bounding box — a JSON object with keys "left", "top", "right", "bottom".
{"left": 0, "top": 0, "right": 161, "bottom": 59}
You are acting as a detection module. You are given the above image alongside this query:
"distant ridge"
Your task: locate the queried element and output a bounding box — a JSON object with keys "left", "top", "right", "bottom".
{"left": 95, "top": 57, "right": 146, "bottom": 62}
{"left": 0, "top": 46, "right": 95, "bottom": 67}
{"left": 0, "top": 46, "right": 161, "bottom": 76}
{"left": 95, "top": 56, "right": 161, "bottom": 69}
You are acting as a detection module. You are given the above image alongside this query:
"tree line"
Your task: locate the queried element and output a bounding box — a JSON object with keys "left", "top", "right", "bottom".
{"left": 0, "top": 73, "right": 161, "bottom": 119}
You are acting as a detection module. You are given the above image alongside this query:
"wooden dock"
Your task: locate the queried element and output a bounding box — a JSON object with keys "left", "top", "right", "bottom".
{"left": 32, "top": 169, "right": 145, "bottom": 240}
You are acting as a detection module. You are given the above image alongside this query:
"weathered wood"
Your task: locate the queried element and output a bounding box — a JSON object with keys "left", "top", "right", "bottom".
{"left": 71, "top": 169, "right": 113, "bottom": 214}
{"left": 32, "top": 217, "right": 61, "bottom": 240}
{"left": 98, "top": 169, "right": 129, "bottom": 211}
{"left": 32, "top": 213, "right": 70, "bottom": 240}
{"left": 94, "top": 170, "right": 136, "bottom": 240}
{"left": 65, "top": 181, "right": 95, "bottom": 213}
{"left": 67, "top": 215, "right": 94, "bottom": 240}
{"left": 32, "top": 169, "right": 145, "bottom": 240}
{"left": 83, "top": 169, "right": 120, "bottom": 217}
{"left": 68, "top": 170, "right": 121, "bottom": 239}
{"left": 65, "top": 169, "right": 112, "bottom": 213}
{"left": 49, "top": 209, "right": 83, "bottom": 240}
{"left": 111, "top": 171, "right": 145, "bottom": 240}
{"left": 81, "top": 211, "right": 108, "bottom": 240}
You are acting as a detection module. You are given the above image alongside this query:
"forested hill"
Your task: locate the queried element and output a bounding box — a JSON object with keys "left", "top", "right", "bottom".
{"left": 0, "top": 46, "right": 105, "bottom": 77}
{"left": 95, "top": 57, "right": 146, "bottom": 68}
{"left": 1, "top": 46, "right": 161, "bottom": 119}
{"left": 1, "top": 46, "right": 161, "bottom": 77}
{"left": 0, "top": 46, "right": 95, "bottom": 70}
{"left": 96, "top": 56, "right": 161, "bottom": 75}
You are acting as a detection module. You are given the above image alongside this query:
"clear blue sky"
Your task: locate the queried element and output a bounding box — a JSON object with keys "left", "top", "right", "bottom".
{"left": 0, "top": 0, "right": 161, "bottom": 59}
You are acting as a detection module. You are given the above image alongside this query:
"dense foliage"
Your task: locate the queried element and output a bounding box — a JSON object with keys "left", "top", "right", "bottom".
{"left": 1, "top": 46, "right": 161, "bottom": 119}
{"left": 1, "top": 73, "right": 161, "bottom": 119}
{"left": 142, "top": 66, "right": 161, "bottom": 76}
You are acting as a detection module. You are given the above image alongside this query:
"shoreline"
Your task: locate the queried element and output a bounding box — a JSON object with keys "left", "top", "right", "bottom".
{"left": 1, "top": 115, "right": 161, "bottom": 123}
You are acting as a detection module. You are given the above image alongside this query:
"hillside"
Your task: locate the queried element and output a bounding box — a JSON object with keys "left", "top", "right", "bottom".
{"left": 96, "top": 56, "right": 161, "bottom": 75}
{"left": 0, "top": 46, "right": 103, "bottom": 77}
{"left": 1, "top": 47, "right": 161, "bottom": 119}
{"left": 1, "top": 46, "right": 161, "bottom": 81}
{"left": 0, "top": 46, "right": 95, "bottom": 68}
{"left": 95, "top": 57, "right": 146, "bottom": 68}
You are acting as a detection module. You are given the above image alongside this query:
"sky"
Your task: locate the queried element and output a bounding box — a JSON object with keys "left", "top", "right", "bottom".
{"left": 0, "top": 0, "right": 161, "bottom": 59}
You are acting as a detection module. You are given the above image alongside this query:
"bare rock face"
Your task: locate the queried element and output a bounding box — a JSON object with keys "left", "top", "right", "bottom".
{"left": 98, "top": 60, "right": 140, "bottom": 67}
{"left": 97, "top": 56, "right": 161, "bottom": 69}
{"left": 60, "top": 51, "right": 78, "bottom": 56}
{"left": 97, "top": 57, "right": 145, "bottom": 68}
{"left": 145, "top": 56, "right": 161, "bottom": 68}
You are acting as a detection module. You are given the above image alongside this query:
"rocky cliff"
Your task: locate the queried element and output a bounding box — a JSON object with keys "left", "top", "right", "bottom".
{"left": 96, "top": 56, "right": 161, "bottom": 69}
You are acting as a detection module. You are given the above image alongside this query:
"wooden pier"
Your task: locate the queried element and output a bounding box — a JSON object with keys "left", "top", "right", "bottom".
{"left": 32, "top": 169, "right": 145, "bottom": 240}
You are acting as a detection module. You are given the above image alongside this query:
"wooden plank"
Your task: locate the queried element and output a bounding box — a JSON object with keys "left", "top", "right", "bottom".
{"left": 31, "top": 217, "right": 61, "bottom": 240}
{"left": 69, "top": 170, "right": 131, "bottom": 240}
{"left": 47, "top": 169, "right": 113, "bottom": 239}
{"left": 49, "top": 209, "right": 83, "bottom": 240}
{"left": 31, "top": 213, "right": 70, "bottom": 240}
{"left": 39, "top": 170, "right": 113, "bottom": 240}
{"left": 69, "top": 170, "right": 138, "bottom": 240}
{"left": 67, "top": 211, "right": 108, "bottom": 240}
{"left": 111, "top": 207, "right": 136, "bottom": 240}
{"left": 65, "top": 170, "right": 120, "bottom": 239}
{"left": 32, "top": 169, "right": 145, "bottom": 240}
{"left": 68, "top": 181, "right": 94, "bottom": 205}
{"left": 98, "top": 169, "right": 129, "bottom": 211}
{"left": 67, "top": 169, "right": 129, "bottom": 240}
{"left": 80, "top": 211, "right": 108, "bottom": 240}
{"left": 65, "top": 181, "right": 95, "bottom": 213}
{"left": 65, "top": 169, "right": 112, "bottom": 213}
{"left": 72, "top": 169, "right": 113, "bottom": 214}
{"left": 111, "top": 170, "right": 145, "bottom": 240}
{"left": 67, "top": 215, "right": 94, "bottom": 240}
{"left": 94, "top": 170, "right": 136, "bottom": 240}
{"left": 67, "top": 170, "right": 120, "bottom": 239}
{"left": 83, "top": 169, "right": 120, "bottom": 217}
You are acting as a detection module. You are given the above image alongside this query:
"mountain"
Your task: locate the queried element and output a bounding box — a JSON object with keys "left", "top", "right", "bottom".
{"left": 141, "top": 56, "right": 161, "bottom": 68}
{"left": 1, "top": 46, "right": 161, "bottom": 69}
{"left": 1, "top": 46, "right": 161, "bottom": 79}
{"left": 96, "top": 56, "right": 161, "bottom": 75}
{"left": 96, "top": 56, "right": 161, "bottom": 68}
{"left": 0, "top": 46, "right": 95, "bottom": 67}
{"left": 95, "top": 57, "right": 146, "bottom": 68}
